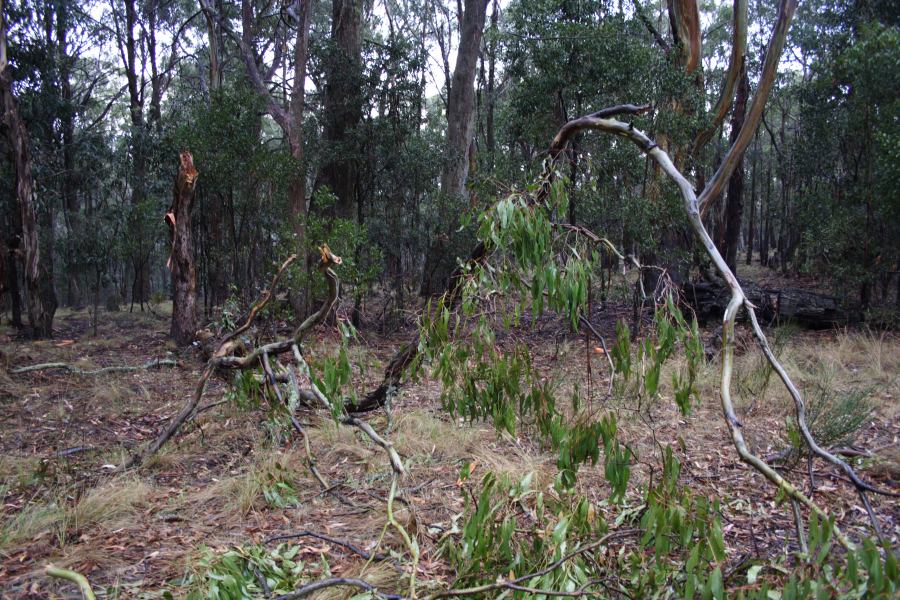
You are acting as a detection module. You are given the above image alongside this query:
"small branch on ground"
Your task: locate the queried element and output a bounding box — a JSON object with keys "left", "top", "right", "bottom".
{"left": 274, "top": 577, "right": 403, "bottom": 600}
{"left": 12, "top": 358, "right": 177, "bottom": 375}
{"left": 264, "top": 530, "right": 399, "bottom": 566}
{"left": 45, "top": 565, "right": 97, "bottom": 600}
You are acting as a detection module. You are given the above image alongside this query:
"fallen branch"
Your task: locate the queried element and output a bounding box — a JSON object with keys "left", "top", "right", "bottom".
{"left": 425, "top": 528, "right": 639, "bottom": 599}
{"left": 45, "top": 565, "right": 97, "bottom": 600}
{"left": 123, "top": 246, "right": 318, "bottom": 469}
{"left": 274, "top": 577, "right": 403, "bottom": 600}
{"left": 12, "top": 358, "right": 177, "bottom": 375}
{"left": 264, "top": 530, "right": 398, "bottom": 566}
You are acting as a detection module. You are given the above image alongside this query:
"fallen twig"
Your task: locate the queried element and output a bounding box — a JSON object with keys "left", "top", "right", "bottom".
{"left": 274, "top": 577, "right": 403, "bottom": 600}
{"left": 45, "top": 565, "right": 97, "bottom": 600}
{"left": 12, "top": 358, "right": 177, "bottom": 375}
{"left": 264, "top": 530, "right": 399, "bottom": 566}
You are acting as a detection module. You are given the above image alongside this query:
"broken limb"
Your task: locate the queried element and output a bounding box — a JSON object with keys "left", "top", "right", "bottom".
{"left": 125, "top": 250, "right": 326, "bottom": 469}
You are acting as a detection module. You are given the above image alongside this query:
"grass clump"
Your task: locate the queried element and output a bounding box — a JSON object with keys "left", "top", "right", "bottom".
{"left": 0, "top": 476, "right": 150, "bottom": 552}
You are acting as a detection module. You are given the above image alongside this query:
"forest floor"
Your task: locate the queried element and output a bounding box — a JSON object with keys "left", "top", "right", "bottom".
{"left": 0, "top": 299, "right": 898, "bottom": 598}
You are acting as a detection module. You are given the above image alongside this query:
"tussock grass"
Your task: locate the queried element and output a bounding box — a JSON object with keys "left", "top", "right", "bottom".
{"left": 0, "top": 476, "right": 150, "bottom": 552}
{"left": 0, "top": 501, "right": 65, "bottom": 552}
{"left": 474, "top": 434, "right": 553, "bottom": 488}
{"left": 391, "top": 410, "right": 480, "bottom": 462}
{"left": 188, "top": 449, "right": 309, "bottom": 516}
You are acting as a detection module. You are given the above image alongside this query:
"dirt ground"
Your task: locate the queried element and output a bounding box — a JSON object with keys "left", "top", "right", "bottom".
{"left": 0, "top": 302, "right": 898, "bottom": 598}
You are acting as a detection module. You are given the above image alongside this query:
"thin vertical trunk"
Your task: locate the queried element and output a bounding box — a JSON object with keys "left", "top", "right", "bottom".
{"left": 723, "top": 64, "right": 749, "bottom": 273}
{"left": 485, "top": 0, "right": 498, "bottom": 164}
{"left": 761, "top": 156, "right": 771, "bottom": 267}
{"left": 287, "top": 0, "right": 312, "bottom": 241}
{"left": 746, "top": 129, "right": 758, "bottom": 265}
{"left": 121, "top": 0, "right": 150, "bottom": 308}
{"left": 57, "top": 3, "right": 81, "bottom": 307}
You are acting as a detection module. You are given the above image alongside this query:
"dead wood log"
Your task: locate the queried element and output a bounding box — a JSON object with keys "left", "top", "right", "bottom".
{"left": 683, "top": 277, "right": 849, "bottom": 328}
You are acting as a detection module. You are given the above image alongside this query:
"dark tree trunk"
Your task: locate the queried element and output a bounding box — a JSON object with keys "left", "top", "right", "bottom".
{"left": 723, "top": 64, "right": 749, "bottom": 273}
{"left": 56, "top": 3, "right": 81, "bottom": 308}
{"left": 746, "top": 129, "right": 758, "bottom": 265}
{"left": 121, "top": 0, "right": 150, "bottom": 308}
{"left": 320, "top": 0, "right": 363, "bottom": 221}
{"left": 761, "top": 157, "right": 771, "bottom": 267}
{"left": 4, "top": 236, "right": 22, "bottom": 329}
{"left": 1, "top": 19, "right": 56, "bottom": 337}
{"left": 168, "top": 152, "right": 200, "bottom": 346}
{"left": 420, "top": 0, "right": 489, "bottom": 296}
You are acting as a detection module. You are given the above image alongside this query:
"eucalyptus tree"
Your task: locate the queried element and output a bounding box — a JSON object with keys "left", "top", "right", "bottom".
{"left": 210, "top": 0, "right": 315, "bottom": 248}
{"left": 317, "top": 0, "right": 366, "bottom": 221}
{"left": 420, "top": 0, "right": 489, "bottom": 296}
{"left": 108, "top": 0, "right": 190, "bottom": 307}
{"left": 0, "top": 0, "right": 56, "bottom": 336}
{"left": 784, "top": 0, "right": 899, "bottom": 309}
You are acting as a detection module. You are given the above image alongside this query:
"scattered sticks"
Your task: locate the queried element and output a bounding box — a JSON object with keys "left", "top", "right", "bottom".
{"left": 125, "top": 252, "right": 304, "bottom": 469}
{"left": 264, "top": 530, "right": 398, "bottom": 566}
{"left": 273, "top": 577, "right": 403, "bottom": 600}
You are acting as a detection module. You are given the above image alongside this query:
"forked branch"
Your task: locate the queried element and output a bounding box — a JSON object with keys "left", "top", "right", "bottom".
{"left": 125, "top": 250, "right": 331, "bottom": 469}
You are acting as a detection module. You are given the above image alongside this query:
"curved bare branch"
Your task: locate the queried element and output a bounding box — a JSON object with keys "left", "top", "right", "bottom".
{"left": 698, "top": 0, "right": 798, "bottom": 217}
{"left": 693, "top": 0, "right": 748, "bottom": 153}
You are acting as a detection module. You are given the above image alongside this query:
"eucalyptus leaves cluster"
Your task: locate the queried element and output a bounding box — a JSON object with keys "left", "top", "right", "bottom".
{"left": 415, "top": 180, "right": 705, "bottom": 500}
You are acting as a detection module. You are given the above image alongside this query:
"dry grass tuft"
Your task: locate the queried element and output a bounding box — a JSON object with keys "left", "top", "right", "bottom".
{"left": 188, "top": 448, "right": 309, "bottom": 516}
{"left": 0, "top": 476, "right": 150, "bottom": 552}
{"left": 391, "top": 410, "right": 481, "bottom": 463}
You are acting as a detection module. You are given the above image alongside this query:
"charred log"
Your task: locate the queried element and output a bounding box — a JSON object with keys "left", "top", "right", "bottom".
{"left": 684, "top": 277, "right": 849, "bottom": 328}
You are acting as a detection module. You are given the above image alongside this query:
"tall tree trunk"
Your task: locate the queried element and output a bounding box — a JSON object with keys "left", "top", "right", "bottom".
{"left": 320, "top": 0, "right": 363, "bottom": 221}
{"left": 761, "top": 156, "right": 771, "bottom": 267}
{"left": 746, "top": 129, "right": 758, "bottom": 265}
{"left": 723, "top": 64, "right": 749, "bottom": 273}
{"left": 441, "top": 0, "right": 489, "bottom": 208}
{"left": 168, "top": 152, "right": 200, "bottom": 345}
{"left": 57, "top": 2, "right": 81, "bottom": 307}
{"left": 288, "top": 0, "right": 312, "bottom": 244}
{"left": 1, "top": 6, "right": 57, "bottom": 337}
{"left": 484, "top": 0, "right": 498, "bottom": 164}
{"left": 121, "top": 0, "right": 150, "bottom": 308}
{"left": 420, "top": 0, "right": 489, "bottom": 295}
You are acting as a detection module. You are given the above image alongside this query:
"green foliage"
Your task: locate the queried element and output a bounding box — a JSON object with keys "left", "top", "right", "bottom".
{"left": 444, "top": 470, "right": 608, "bottom": 593}
{"left": 792, "top": 14, "right": 899, "bottom": 307}
{"left": 304, "top": 188, "right": 384, "bottom": 297}
{"left": 183, "top": 543, "right": 304, "bottom": 599}
{"left": 444, "top": 458, "right": 898, "bottom": 599}
{"left": 261, "top": 463, "right": 301, "bottom": 509}
{"left": 307, "top": 319, "right": 360, "bottom": 417}
{"left": 785, "top": 370, "right": 874, "bottom": 459}
{"left": 225, "top": 370, "right": 265, "bottom": 412}
{"left": 610, "top": 298, "right": 705, "bottom": 416}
